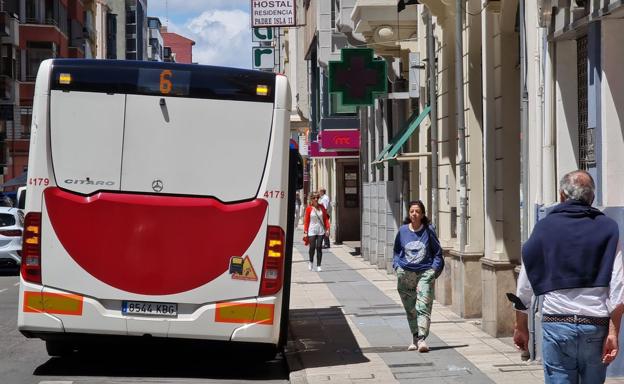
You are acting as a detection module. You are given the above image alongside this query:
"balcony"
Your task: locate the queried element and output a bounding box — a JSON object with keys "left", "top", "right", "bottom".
{"left": 352, "top": 0, "right": 418, "bottom": 56}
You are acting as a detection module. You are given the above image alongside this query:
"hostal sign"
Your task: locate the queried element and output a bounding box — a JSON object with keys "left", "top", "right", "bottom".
{"left": 251, "top": 0, "right": 296, "bottom": 27}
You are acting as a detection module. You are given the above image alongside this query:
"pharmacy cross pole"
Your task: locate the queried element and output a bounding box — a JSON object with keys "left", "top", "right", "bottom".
{"left": 328, "top": 48, "right": 387, "bottom": 106}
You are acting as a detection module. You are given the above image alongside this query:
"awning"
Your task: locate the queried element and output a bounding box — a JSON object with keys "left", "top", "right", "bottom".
{"left": 371, "top": 105, "right": 431, "bottom": 168}
{"left": 0, "top": 173, "right": 27, "bottom": 188}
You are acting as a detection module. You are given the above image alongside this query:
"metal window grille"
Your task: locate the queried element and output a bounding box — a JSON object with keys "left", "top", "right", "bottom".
{"left": 577, "top": 35, "right": 594, "bottom": 170}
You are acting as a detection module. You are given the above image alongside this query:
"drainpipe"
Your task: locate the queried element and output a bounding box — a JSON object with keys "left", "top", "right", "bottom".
{"left": 543, "top": 30, "right": 556, "bottom": 204}
{"left": 455, "top": 0, "right": 467, "bottom": 252}
{"left": 519, "top": 0, "right": 529, "bottom": 241}
{"left": 427, "top": 11, "right": 439, "bottom": 227}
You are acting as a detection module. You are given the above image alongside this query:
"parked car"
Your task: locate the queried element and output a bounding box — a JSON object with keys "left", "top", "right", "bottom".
{"left": 0, "top": 207, "right": 23, "bottom": 270}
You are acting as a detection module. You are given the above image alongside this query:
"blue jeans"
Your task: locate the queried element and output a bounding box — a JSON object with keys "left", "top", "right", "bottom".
{"left": 542, "top": 322, "right": 608, "bottom": 384}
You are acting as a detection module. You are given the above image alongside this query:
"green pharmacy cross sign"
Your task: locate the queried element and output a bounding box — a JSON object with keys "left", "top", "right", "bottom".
{"left": 328, "top": 48, "right": 387, "bottom": 106}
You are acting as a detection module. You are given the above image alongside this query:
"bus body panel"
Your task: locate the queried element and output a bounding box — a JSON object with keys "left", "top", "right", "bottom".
{"left": 257, "top": 76, "right": 290, "bottom": 228}
{"left": 19, "top": 59, "right": 291, "bottom": 349}
{"left": 120, "top": 95, "right": 274, "bottom": 200}
{"left": 50, "top": 91, "right": 125, "bottom": 194}
{"left": 39, "top": 192, "right": 269, "bottom": 303}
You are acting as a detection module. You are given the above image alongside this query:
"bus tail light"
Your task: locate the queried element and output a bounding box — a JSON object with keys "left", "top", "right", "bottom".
{"left": 21, "top": 212, "right": 42, "bottom": 284}
{"left": 259, "top": 226, "right": 285, "bottom": 296}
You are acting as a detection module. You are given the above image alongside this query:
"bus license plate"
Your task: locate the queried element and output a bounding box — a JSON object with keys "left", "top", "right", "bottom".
{"left": 122, "top": 301, "right": 178, "bottom": 317}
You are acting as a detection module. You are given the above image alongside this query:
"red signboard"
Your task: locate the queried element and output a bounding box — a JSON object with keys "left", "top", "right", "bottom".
{"left": 319, "top": 130, "right": 360, "bottom": 150}
{"left": 308, "top": 141, "right": 358, "bottom": 158}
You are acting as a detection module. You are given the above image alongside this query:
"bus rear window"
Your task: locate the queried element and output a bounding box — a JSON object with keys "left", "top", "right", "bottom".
{"left": 50, "top": 59, "right": 276, "bottom": 103}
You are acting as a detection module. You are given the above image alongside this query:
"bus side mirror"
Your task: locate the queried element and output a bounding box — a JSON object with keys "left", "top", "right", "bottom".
{"left": 17, "top": 187, "right": 26, "bottom": 210}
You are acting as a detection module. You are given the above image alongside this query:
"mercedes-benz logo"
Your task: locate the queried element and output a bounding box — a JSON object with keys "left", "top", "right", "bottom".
{"left": 152, "top": 179, "right": 164, "bottom": 192}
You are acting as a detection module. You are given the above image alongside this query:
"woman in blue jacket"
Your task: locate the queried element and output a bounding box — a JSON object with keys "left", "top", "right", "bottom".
{"left": 393, "top": 200, "right": 444, "bottom": 352}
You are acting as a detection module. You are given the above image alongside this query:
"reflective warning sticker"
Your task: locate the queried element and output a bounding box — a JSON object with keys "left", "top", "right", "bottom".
{"left": 23, "top": 291, "right": 83, "bottom": 315}
{"left": 231, "top": 255, "right": 258, "bottom": 281}
{"left": 215, "top": 302, "right": 274, "bottom": 325}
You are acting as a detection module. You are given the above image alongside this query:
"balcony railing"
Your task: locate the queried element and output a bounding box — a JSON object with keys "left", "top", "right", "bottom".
{"left": 24, "top": 17, "right": 59, "bottom": 27}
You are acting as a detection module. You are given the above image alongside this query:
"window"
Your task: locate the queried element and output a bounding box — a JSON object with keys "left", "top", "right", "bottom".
{"left": 20, "top": 106, "right": 33, "bottom": 139}
{"left": 58, "top": 2, "right": 68, "bottom": 35}
{"left": 149, "top": 38, "right": 159, "bottom": 50}
{"left": 148, "top": 18, "right": 160, "bottom": 29}
{"left": 126, "top": 9, "right": 136, "bottom": 24}
{"left": 106, "top": 13, "right": 117, "bottom": 59}
{"left": 25, "top": 42, "right": 55, "bottom": 82}
{"left": 25, "top": 0, "right": 38, "bottom": 23}
{"left": 1, "top": 44, "right": 17, "bottom": 78}
{"left": 126, "top": 38, "right": 137, "bottom": 52}
{"left": 577, "top": 35, "right": 594, "bottom": 170}
{"left": 44, "top": 0, "right": 57, "bottom": 26}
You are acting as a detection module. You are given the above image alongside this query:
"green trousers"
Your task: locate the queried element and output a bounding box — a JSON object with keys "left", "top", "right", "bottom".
{"left": 396, "top": 268, "right": 436, "bottom": 339}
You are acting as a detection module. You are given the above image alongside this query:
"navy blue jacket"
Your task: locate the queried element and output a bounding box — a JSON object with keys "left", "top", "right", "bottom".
{"left": 522, "top": 200, "right": 619, "bottom": 296}
{"left": 393, "top": 224, "right": 444, "bottom": 273}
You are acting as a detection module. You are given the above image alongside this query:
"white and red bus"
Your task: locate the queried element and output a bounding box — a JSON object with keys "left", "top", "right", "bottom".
{"left": 18, "top": 59, "right": 301, "bottom": 357}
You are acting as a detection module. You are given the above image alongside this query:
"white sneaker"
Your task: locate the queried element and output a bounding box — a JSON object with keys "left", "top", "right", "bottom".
{"left": 407, "top": 343, "right": 417, "bottom": 351}
{"left": 316, "top": 266, "right": 322, "bottom": 272}
{"left": 417, "top": 339, "right": 429, "bottom": 353}
{"left": 308, "top": 262, "right": 313, "bottom": 271}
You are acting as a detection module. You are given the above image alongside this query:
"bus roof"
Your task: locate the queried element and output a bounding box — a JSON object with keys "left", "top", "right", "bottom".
{"left": 48, "top": 59, "right": 276, "bottom": 103}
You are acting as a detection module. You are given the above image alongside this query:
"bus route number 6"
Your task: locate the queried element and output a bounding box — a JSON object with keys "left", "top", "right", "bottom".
{"left": 160, "top": 70, "right": 173, "bottom": 94}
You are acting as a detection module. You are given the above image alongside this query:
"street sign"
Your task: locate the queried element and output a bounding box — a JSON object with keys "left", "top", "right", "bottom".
{"left": 252, "top": 27, "right": 274, "bottom": 42}
{"left": 328, "top": 48, "right": 387, "bottom": 106}
{"left": 251, "top": 0, "right": 296, "bottom": 27}
{"left": 252, "top": 47, "right": 275, "bottom": 70}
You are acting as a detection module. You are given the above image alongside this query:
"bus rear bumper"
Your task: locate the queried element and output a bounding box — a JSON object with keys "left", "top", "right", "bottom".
{"left": 18, "top": 284, "right": 280, "bottom": 345}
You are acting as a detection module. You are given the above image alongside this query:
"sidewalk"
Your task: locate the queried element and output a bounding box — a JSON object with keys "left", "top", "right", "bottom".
{"left": 284, "top": 231, "right": 546, "bottom": 384}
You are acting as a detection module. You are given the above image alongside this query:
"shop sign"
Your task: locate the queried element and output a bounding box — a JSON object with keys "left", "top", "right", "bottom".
{"left": 308, "top": 141, "right": 358, "bottom": 158}
{"left": 320, "top": 129, "right": 359, "bottom": 150}
{"left": 251, "top": 1, "right": 296, "bottom": 27}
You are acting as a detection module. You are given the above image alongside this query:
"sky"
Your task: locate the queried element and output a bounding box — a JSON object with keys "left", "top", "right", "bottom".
{"left": 148, "top": 0, "right": 252, "bottom": 68}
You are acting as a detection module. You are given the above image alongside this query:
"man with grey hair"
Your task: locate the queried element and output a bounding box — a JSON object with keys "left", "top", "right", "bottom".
{"left": 513, "top": 170, "right": 623, "bottom": 383}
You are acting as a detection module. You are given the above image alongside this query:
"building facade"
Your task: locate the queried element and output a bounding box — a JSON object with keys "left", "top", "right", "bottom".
{"left": 2, "top": 0, "right": 89, "bottom": 183}
{"left": 301, "top": 0, "right": 361, "bottom": 244}
{"left": 160, "top": 26, "right": 194, "bottom": 64}
{"left": 0, "top": 0, "right": 20, "bottom": 183}
{"left": 146, "top": 16, "right": 162, "bottom": 61}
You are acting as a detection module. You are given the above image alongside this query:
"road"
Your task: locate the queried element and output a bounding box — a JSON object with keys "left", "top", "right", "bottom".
{"left": 0, "top": 272, "right": 289, "bottom": 384}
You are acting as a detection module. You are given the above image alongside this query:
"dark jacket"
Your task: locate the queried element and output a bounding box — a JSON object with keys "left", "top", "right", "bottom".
{"left": 522, "top": 200, "right": 619, "bottom": 296}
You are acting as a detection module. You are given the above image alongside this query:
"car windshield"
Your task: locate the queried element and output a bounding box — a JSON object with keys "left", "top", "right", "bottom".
{"left": 0, "top": 213, "right": 16, "bottom": 227}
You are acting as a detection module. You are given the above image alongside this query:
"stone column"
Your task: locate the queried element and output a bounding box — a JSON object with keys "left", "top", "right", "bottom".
{"left": 480, "top": 2, "right": 522, "bottom": 336}
{"left": 433, "top": 12, "right": 458, "bottom": 308}
{"left": 450, "top": 0, "right": 485, "bottom": 319}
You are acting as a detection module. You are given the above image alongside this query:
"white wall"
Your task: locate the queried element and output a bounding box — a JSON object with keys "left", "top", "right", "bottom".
{"left": 555, "top": 40, "right": 579, "bottom": 180}
{"left": 601, "top": 19, "right": 624, "bottom": 206}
